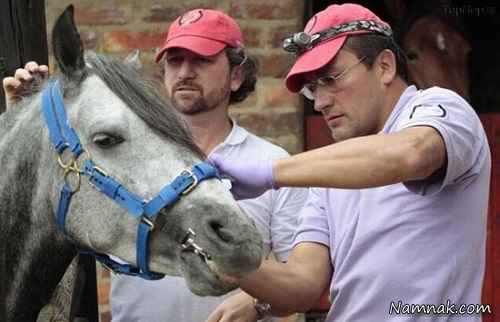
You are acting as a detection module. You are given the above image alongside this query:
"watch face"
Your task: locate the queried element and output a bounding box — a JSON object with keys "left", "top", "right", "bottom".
{"left": 254, "top": 300, "right": 272, "bottom": 319}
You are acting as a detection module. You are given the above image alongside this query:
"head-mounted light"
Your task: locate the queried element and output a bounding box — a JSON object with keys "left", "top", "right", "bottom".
{"left": 283, "top": 20, "right": 393, "bottom": 54}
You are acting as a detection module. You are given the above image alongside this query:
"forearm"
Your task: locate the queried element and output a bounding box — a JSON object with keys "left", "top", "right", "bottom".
{"left": 274, "top": 128, "right": 445, "bottom": 189}
{"left": 240, "top": 244, "right": 331, "bottom": 314}
{"left": 240, "top": 261, "right": 317, "bottom": 313}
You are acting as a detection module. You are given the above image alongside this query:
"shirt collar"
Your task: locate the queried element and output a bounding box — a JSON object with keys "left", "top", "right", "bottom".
{"left": 209, "top": 118, "right": 249, "bottom": 159}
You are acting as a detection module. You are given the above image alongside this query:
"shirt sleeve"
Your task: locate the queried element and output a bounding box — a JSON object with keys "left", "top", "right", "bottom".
{"left": 269, "top": 186, "right": 309, "bottom": 262}
{"left": 293, "top": 188, "right": 331, "bottom": 249}
{"left": 395, "top": 88, "right": 489, "bottom": 196}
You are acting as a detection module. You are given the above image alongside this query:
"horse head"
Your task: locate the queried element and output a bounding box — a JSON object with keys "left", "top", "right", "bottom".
{"left": 51, "top": 3, "right": 264, "bottom": 294}
{"left": 1, "top": 5, "right": 262, "bottom": 321}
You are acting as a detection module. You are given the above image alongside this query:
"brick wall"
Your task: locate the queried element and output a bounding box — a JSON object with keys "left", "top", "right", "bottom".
{"left": 44, "top": 1, "right": 305, "bottom": 321}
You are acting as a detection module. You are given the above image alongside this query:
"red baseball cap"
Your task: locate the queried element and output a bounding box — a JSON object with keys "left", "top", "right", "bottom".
{"left": 285, "top": 4, "right": 391, "bottom": 92}
{"left": 155, "top": 9, "right": 244, "bottom": 62}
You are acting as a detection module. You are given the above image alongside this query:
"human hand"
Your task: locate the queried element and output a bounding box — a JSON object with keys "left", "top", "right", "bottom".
{"left": 209, "top": 154, "right": 276, "bottom": 200}
{"left": 205, "top": 291, "right": 258, "bottom": 322}
{"left": 3, "top": 61, "right": 49, "bottom": 109}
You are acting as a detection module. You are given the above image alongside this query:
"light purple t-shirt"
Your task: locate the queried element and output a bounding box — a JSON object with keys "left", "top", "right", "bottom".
{"left": 294, "top": 86, "right": 491, "bottom": 322}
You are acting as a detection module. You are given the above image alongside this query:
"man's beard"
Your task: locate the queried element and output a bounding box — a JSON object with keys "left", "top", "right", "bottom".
{"left": 172, "top": 80, "right": 231, "bottom": 116}
{"left": 173, "top": 96, "right": 211, "bottom": 115}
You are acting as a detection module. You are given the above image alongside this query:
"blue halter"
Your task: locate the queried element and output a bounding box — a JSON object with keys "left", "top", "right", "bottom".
{"left": 41, "top": 81, "right": 219, "bottom": 280}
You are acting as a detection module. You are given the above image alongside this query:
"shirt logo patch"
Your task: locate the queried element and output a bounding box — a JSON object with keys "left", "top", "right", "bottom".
{"left": 409, "top": 104, "right": 447, "bottom": 119}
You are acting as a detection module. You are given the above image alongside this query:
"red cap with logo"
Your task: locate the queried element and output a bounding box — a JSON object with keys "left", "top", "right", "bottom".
{"left": 155, "top": 9, "right": 244, "bottom": 62}
{"left": 285, "top": 4, "right": 391, "bottom": 92}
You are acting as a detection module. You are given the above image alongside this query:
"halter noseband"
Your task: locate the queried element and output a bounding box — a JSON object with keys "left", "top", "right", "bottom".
{"left": 41, "top": 81, "right": 219, "bottom": 280}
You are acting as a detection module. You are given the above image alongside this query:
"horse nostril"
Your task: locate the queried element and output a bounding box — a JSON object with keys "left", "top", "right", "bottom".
{"left": 210, "top": 220, "right": 235, "bottom": 243}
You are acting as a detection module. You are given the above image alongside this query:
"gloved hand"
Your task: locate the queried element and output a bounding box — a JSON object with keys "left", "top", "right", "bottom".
{"left": 209, "top": 154, "right": 276, "bottom": 200}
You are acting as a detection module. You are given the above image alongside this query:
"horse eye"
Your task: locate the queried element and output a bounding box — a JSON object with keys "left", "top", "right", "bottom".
{"left": 93, "top": 133, "right": 124, "bottom": 149}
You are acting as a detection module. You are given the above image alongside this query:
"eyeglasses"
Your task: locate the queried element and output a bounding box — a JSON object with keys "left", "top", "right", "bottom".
{"left": 301, "top": 56, "right": 367, "bottom": 100}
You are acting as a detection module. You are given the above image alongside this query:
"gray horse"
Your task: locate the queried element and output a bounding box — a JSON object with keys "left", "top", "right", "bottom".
{"left": 0, "top": 6, "right": 262, "bottom": 322}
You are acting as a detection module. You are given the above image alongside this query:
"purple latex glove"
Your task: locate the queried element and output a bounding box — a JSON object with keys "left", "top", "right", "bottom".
{"left": 209, "top": 154, "right": 276, "bottom": 200}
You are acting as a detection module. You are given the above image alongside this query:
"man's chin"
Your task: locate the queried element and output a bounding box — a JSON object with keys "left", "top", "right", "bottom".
{"left": 172, "top": 99, "right": 206, "bottom": 115}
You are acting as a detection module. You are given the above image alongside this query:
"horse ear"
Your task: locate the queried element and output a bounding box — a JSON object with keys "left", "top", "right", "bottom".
{"left": 124, "top": 49, "right": 142, "bottom": 70}
{"left": 52, "top": 5, "right": 86, "bottom": 79}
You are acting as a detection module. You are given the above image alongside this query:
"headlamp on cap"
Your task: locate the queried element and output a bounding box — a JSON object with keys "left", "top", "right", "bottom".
{"left": 283, "top": 20, "right": 393, "bottom": 54}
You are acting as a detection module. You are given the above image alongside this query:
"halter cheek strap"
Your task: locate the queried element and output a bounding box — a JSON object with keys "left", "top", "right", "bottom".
{"left": 42, "top": 81, "right": 219, "bottom": 280}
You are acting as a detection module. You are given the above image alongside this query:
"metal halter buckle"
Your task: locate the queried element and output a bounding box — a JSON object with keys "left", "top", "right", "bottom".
{"left": 181, "top": 169, "right": 199, "bottom": 195}
{"left": 141, "top": 216, "right": 155, "bottom": 230}
{"left": 283, "top": 20, "right": 393, "bottom": 54}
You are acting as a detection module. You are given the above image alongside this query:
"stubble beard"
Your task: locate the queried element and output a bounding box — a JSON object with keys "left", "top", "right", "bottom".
{"left": 172, "top": 80, "right": 232, "bottom": 116}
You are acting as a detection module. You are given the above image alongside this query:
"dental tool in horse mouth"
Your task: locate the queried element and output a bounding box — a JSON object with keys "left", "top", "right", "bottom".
{"left": 181, "top": 229, "right": 238, "bottom": 283}
{"left": 181, "top": 228, "right": 212, "bottom": 261}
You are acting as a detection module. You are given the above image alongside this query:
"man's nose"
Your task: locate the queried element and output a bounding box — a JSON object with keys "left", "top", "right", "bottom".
{"left": 313, "top": 87, "right": 333, "bottom": 113}
{"left": 178, "top": 61, "right": 196, "bottom": 79}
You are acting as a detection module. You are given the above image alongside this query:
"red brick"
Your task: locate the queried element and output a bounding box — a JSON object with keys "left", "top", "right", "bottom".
{"left": 269, "top": 25, "right": 299, "bottom": 49}
{"left": 257, "top": 52, "right": 295, "bottom": 78}
{"left": 263, "top": 83, "right": 299, "bottom": 107}
{"left": 241, "top": 25, "right": 261, "bottom": 48}
{"left": 80, "top": 30, "right": 100, "bottom": 50}
{"left": 143, "top": 4, "right": 185, "bottom": 23}
{"left": 140, "top": 60, "right": 165, "bottom": 84}
{"left": 230, "top": 0, "right": 300, "bottom": 20}
{"left": 235, "top": 110, "right": 302, "bottom": 137}
{"left": 143, "top": 2, "right": 222, "bottom": 23}
{"left": 234, "top": 112, "right": 267, "bottom": 136}
{"left": 48, "top": 30, "right": 100, "bottom": 54}
{"left": 231, "top": 91, "right": 257, "bottom": 109}
{"left": 103, "top": 30, "right": 166, "bottom": 53}
{"left": 75, "top": 7, "right": 128, "bottom": 25}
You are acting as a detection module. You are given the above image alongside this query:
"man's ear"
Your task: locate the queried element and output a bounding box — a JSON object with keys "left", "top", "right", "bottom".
{"left": 230, "top": 65, "right": 245, "bottom": 92}
{"left": 375, "top": 49, "right": 397, "bottom": 85}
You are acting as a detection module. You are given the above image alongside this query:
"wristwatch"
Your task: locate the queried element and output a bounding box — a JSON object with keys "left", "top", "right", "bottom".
{"left": 253, "top": 298, "right": 272, "bottom": 319}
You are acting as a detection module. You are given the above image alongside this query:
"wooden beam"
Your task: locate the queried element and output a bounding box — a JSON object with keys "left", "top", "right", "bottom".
{"left": 0, "top": 3, "right": 99, "bottom": 322}
{"left": 0, "top": 0, "right": 48, "bottom": 113}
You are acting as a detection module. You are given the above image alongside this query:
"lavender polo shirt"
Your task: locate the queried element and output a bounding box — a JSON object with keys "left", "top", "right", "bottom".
{"left": 294, "top": 86, "right": 491, "bottom": 322}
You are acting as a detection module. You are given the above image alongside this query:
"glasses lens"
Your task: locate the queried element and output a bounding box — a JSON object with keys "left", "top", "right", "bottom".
{"left": 318, "top": 76, "right": 337, "bottom": 87}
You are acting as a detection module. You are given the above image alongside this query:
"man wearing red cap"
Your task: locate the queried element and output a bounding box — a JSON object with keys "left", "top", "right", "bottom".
{"left": 3, "top": 8, "right": 306, "bottom": 322}
{"left": 209, "top": 3, "right": 490, "bottom": 322}
{"left": 107, "top": 8, "right": 306, "bottom": 322}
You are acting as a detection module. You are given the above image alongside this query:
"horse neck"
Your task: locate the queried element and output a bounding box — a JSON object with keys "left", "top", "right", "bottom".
{"left": 0, "top": 96, "right": 77, "bottom": 322}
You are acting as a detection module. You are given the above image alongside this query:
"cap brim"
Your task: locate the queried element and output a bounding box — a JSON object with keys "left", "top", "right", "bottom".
{"left": 285, "top": 36, "right": 347, "bottom": 92}
{"left": 155, "top": 36, "right": 227, "bottom": 62}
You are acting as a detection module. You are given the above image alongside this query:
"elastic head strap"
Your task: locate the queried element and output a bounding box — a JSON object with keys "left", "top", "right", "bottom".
{"left": 283, "top": 20, "right": 393, "bottom": 54}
